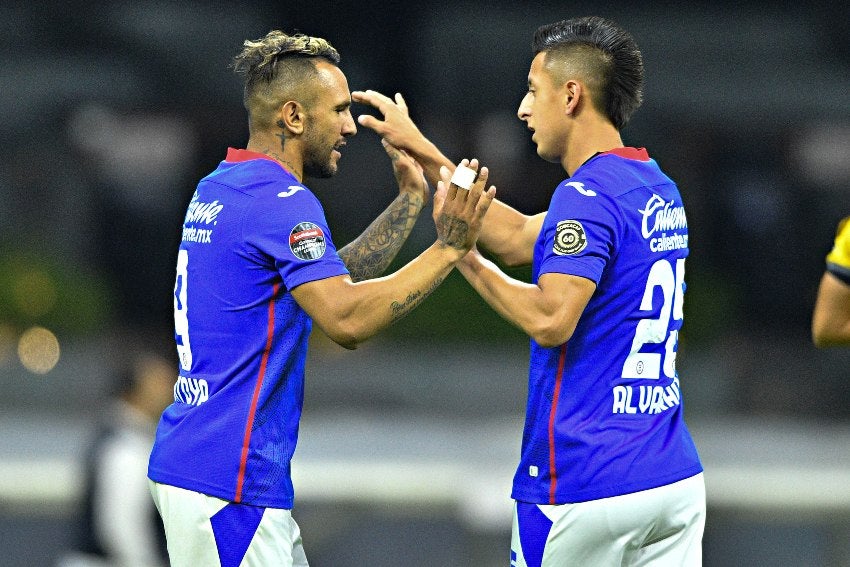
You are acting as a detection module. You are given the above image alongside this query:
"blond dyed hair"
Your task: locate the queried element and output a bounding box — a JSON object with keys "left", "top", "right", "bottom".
{"left": 231, "top": 30, "right": 341, "bottom": 132}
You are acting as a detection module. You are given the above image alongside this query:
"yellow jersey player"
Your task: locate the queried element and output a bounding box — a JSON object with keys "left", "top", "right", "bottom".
{"left": 812, "top": 216, "right": 850, "bottom": 347}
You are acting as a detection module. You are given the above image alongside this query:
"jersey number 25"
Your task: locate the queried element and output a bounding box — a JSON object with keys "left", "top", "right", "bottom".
{"left": 621, "top": 258, "right": 684, "bottom": 380}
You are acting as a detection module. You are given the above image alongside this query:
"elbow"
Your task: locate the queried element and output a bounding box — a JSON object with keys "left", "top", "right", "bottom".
{"left": 479, "top": 241, "right": 530, "bottom": 269}
{"left": 532, "top": 333, "right": 569, "bottom": 349}
{"left": 528, "top": 319, "right": 575, "bottom": 349}
{"left": 812, "top": 327, "right": 843, "bottom": 349}
{"left": 486, "top": 247, "right": 530, "bottom": 269}
{"left": 812, "top": 315, "right": 842, "bottom": 348}
{"left": 323, "top": 318, "right": 369, "bottom": 350}
{"left": 812, "top": 325, "right": 826, "bottom": 348}
{"left": 500, "top": 254, "right": 531, "bottom": 269}
{"left": 330, "top": 335, "right": 360, "bottom": 350}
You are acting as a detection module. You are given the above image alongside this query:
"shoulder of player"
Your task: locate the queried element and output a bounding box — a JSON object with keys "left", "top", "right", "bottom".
{"left": 232, "top": 169, "right": 322, "bottom": 210}
{"left": 566, "top": 155, "right": 674, "bottom": 201}
{"left": 257, "top": 179, "right": 319, "bottom": 204}
{"left": 241, "top": 180, "right": 331, "bottom": 242}
{"left": 214, "top": 159, "right": 309, "bottom": 194}
{"left": 553, "top": 171, "right": 616, "bottom": 205}
{"left": 196, "top": 177, "right": 322, "bottom": 219}
{"left": 835, "top": 216, "right": 850, "bottom": 242}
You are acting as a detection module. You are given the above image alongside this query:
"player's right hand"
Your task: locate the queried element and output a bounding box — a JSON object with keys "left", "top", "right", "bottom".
{"left": 433, "top": 159, "right": 496, "bottom": 256}
{"left": 382, "top": 138, "right": 429, "bottom": 205}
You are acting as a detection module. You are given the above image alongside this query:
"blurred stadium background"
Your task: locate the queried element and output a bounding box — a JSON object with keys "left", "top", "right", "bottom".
{"left": 2, "top": 0, "right": 850, "bottom": 565}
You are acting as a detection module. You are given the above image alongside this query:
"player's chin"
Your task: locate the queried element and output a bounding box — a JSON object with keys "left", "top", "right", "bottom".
{"left": 328, "top": 153, "right": 341, "bottom": 174}
{"left": 536, "top": 146, "right": 558, "bottom": 163}
{"left": 534, "top": 142, "right": 561, "bottom": 164}
{"left": 304, "top": 158, "right": 338, "bottom": 179}
{"left": 321, "top": 163, "right": 339, "bottom": 178}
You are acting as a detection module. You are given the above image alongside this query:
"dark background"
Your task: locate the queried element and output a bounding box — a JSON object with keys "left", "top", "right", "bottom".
{"left": 2, "top": 1, "right": 850, "bottom": 565}
{"left": 3, "top": 0, "right": 849, "bottom": 414}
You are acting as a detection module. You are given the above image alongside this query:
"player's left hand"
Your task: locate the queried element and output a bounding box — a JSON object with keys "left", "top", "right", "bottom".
{"left": 382, "top": 138, "right": 429, "bottom": 205}
{"left": 353, "top": 90, "right": 427, "bottom": 156}
{"left": 432, "top": 158, "right": 496, "bottom": 255}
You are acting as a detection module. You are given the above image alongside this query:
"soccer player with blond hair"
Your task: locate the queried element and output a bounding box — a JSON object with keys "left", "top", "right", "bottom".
{"left": 147, "top": 30, "right": 494, "bottom": 566}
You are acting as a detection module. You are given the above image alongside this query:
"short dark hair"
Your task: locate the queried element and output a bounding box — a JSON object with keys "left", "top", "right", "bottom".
{"left": 532, "top": 16, "right": 643, "bottom": 129}
{"left": 231, "top": 30, "right": 341, "bottom": 131}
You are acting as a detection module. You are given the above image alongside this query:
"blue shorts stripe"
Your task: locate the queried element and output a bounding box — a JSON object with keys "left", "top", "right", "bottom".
{"left": 210, "top": 502, "right": 265, "bottom": 567}
{"left": 517, "top": 502, "right": 553, "bottom": 567}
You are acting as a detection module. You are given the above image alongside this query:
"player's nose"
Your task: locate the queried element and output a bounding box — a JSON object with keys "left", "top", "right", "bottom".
{"left": 342, "top": 110, "right": 357, "bottom": 136}
{"left": 517, "top": 95, "right": 531, "bottom": 121}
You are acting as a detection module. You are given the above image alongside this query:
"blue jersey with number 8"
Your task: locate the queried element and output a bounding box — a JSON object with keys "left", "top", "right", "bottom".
{"left": 512, "top": 148, "right": 702, "bottom": 505}
{"left": 148, "top": 149, "right": 349, "bottom": 509}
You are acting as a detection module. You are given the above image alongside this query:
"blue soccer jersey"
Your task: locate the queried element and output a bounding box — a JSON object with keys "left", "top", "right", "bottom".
{"left": 148, "top": 149, "right": 349, "bottom": 509}
{"left": 512, "top": 148, "right": 703, "bottom": 505}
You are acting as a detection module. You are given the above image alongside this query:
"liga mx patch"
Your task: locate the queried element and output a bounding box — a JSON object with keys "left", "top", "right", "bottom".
{"left": 554, "top": 220, "right": 587, "bottom": 255}
{"left": 289, "top": 221, "right": 327, "bottom": 260}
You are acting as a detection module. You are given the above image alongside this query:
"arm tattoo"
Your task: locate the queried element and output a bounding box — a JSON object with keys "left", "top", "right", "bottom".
{"left": 339, "top": 192, "right": 424, "bottom": 281}
{"left": 436, "top": 212, "right": 470, "bottom": 250}
{"left": 390, "top": 277, "right": 443, "bottom": 322}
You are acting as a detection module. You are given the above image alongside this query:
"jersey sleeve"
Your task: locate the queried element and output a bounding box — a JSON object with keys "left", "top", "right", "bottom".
{"left": 537, "top": 181, "right": 620, "bottom": 284}
{"left": 826, "top": 216, "right": 850, "bottom": 284}
{"left": 243, "top": 187, "right": 349, "bottom": 290}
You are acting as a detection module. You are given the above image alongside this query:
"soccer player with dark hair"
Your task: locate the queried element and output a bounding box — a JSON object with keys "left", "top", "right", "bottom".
{"left": 355, "top": 16, "right": 704, "bottom": 566}
{"left": 812, "top": 216, "right": 850, "bottom": 347}
{"left": 147, "top": 30, "right": 494, "bottom": 566}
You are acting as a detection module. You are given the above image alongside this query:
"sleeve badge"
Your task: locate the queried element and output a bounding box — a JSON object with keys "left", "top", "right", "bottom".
{"left": 289, "top": 222, "right": 327, "bottom": 260}
{"left": 553, "top": 220, "right": 587, "bottom": 255}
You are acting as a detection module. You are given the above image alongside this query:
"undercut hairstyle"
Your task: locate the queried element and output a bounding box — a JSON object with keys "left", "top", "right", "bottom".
{"left": 231, "top": 30, "right": 341, "bottom": 132}
{"left": 533, "top": 16, "right": 643, "bottom": 129}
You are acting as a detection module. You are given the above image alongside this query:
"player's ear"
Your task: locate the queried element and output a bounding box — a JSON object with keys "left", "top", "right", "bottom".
{"left": 563, "top": 80, "right": 581, "bottom": 116}
{"left": 277, "top": 100, "right": 305, "bottom": 135}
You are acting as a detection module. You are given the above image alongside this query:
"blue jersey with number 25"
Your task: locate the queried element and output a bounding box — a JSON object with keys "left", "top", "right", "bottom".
{"left": 148, "top": 149, "right": 349, "bottom": 509}
{"left": 512, "top": 148, "right": 703, "bottom": 505}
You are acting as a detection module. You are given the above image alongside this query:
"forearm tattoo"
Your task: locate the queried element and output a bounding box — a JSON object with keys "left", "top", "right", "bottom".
{"left": 339, "top": 193, "right": 423, "bottom": 281}
{"left": 435, "top": 212, "right": 470, "bottom": 250}
{"left": 390, "top": 277, "right": 443, "bottom": 322}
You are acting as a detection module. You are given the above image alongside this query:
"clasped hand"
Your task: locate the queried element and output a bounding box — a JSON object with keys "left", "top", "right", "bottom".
{"left": 433, "top": 158, "right": 495, "bottom": 255}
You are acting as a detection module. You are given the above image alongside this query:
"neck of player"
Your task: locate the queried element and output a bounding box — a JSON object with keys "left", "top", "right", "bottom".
{"left": 246, "top": 134, "right": 305, "bottom": 183}
{"left": 562, "top": 120, "right": 624, "bottom": 176}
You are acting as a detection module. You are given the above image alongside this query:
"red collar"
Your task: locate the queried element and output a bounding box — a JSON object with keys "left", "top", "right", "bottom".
{"left": 599, "top": 147, "right": 650, "bottom": 161}
{"left": 225, "top": 147, "right": 279, "bottom": 163}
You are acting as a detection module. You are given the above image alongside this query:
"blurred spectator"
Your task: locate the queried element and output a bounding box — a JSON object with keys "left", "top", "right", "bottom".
{"left": 58, "top": 348, "right": 175, "bottom": 567}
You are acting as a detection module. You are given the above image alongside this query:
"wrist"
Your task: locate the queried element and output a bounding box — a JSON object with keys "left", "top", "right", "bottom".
{"left": 398, "top": 186, "right": 425, "bottom": 202}
{"left": 433, "top": 240, "right": 468, "bottom": 264}
{"left": 459, "top": 248, "right": 482, "bottom": 270}
{"left": 407, "top": 138, "right": 440, "bottom": 165}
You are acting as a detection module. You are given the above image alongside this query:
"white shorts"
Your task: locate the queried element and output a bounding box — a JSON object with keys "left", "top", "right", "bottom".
{"left": 510, "top": 473, "right": 705, "bottom": 567}
{"left": 149, "top": 481, "right": 308, "bottom": 567}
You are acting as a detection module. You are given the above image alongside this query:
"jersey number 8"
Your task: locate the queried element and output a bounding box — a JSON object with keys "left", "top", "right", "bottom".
{"left": 174, "top": 249, "right": 193, "bottom": 371}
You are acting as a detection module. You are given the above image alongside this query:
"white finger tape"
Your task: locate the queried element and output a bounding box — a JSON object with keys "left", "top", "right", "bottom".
{"left": 450, "top": 165, "right": 477, "bottom": 190}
